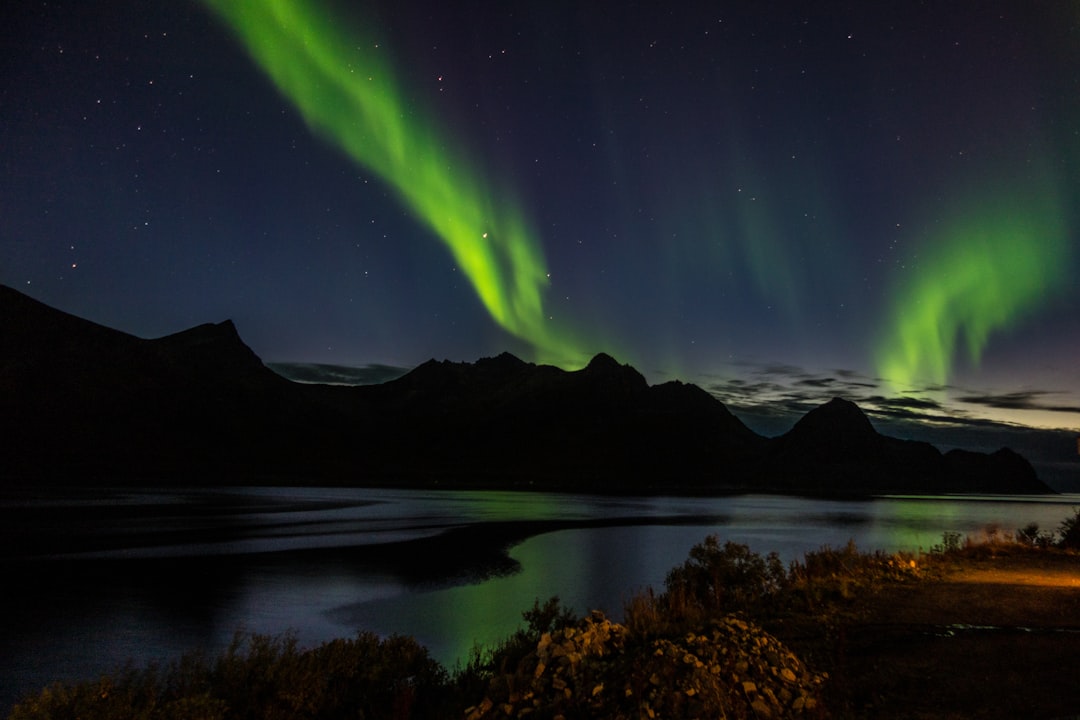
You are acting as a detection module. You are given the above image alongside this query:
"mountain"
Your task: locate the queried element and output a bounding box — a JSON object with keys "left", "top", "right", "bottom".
{"left": 0, "top": 285, "right": 320, "bottom": 479}
{"left": 761, "top": 398, "right": 1048, "bottom": 494}
{"left": 357, "top": 351, "right": 765, "bottom": 489}
{"left": 0, "top": 285, "right": 1052, "bottom": 494}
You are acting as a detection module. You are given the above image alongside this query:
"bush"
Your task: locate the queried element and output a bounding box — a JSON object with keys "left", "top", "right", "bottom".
{"left": 626, "top": 536, "right": 925, "bottom": 631}
{"left": 1058, "top": 507, "right": 1080, "bottom": 550}
{"left": 214, "top": 631, "right": 449, "bottom": 720}
{"left": 464, "top": 611, "right": 829, "bottom": 720}
{"left": 8, "top": 661, "right": 229, "bottom": 720}
{"left": 786, "top": 540, "right": 921, "bottom": 611}
{"left": 927, "top": 509, "right": 1080, "bottom": 556}
{"left": 1016, "top": 522, "right": 1055, "bottom": 549}
{"left": 10, "top": 631, "right": 450, "bottom": 720}
{"left": 457, "top": 596, "right": 577, "bottom": 689}
{"left": 662, "top": 536, "right": 786, "bottom": 617}
{"left": 933, "top": 530, "right": 963, "bottom": 554}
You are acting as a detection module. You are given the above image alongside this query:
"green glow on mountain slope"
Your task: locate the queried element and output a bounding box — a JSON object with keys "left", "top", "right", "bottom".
{"left": 876, "top": 189, "right": 1070, "bottom": 391}
{"left": 199, "top": 0, "right": 583, "bottom": 365}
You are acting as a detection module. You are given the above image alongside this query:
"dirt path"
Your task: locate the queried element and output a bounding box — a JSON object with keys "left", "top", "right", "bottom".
{"left": 832, "top": 552, "right": 1080, "bottom": 719}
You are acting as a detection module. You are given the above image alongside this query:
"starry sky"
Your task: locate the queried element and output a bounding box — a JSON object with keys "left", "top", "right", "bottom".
{"left": 3, "top": 1, "right": 1080, "bottom": 443}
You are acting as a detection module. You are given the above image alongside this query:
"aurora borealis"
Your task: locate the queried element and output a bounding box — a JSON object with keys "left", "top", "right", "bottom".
{"left": 876, "top": 184, "right": 1071, "bottom": 393}
{"left": 3, "top": 1, "right": 1079, "bottom": 436}
{"left": 198, "top": 0, "right": 580, "bottom": 365}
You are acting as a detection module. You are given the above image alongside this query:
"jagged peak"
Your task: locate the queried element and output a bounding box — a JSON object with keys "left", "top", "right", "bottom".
{"left": 150, "top": 318, "right": 270, "bottom": 377}
{"left": 397, "top": 357, "right": 455, "bottom": 383}
{"left": 157, "top": 319, "right": 244, "bottom": 348}
{"left": 476, "top": 351, "right": 529, "bottom": 369}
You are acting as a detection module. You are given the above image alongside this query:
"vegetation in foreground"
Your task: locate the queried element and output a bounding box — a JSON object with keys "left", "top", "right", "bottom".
{"left": 9, "top": 508, "right": 1080, "bottom": 720}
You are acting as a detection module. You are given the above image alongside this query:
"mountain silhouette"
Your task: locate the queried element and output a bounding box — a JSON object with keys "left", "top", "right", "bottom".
{"left": 0, "top": 285, "right": 1052, "bottom": 494}
{"left": 761, "top": 397, "right": 1047, "bottom": 494}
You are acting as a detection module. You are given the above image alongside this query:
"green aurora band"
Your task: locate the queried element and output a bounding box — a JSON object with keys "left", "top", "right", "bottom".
{"left": 875, "top": 188, "right": 1071, "bottom": 392}
{"left": 199, "top": 0, "right": 583, "bottom": 365}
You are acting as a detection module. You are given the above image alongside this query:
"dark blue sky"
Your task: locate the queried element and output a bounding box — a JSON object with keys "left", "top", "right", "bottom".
{"left": 3, "top": 0, "right": 1079, "bottom": 435}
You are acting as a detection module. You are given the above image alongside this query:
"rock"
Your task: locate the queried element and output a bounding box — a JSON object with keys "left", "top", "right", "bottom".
{"left": 468, "top": 612, "right": 827, "bottom": 718}
{"left": 752, "top": 698, "right": 774, "bottom": 717}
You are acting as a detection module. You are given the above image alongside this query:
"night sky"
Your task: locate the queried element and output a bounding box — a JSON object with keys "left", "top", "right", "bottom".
{"left": 3, "top": 1, "right": 1079, "bottom": 438}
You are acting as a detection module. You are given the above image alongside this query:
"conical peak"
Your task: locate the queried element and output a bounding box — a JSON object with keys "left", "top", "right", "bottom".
{"left": 792, "top": 397, "right": 876, "bottom": 439}
{"left": 585, "top": 352, "right": 621, "bottom": 370}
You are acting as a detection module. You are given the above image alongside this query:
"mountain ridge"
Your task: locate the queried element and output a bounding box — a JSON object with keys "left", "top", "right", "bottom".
{"left": 0, "top": 284, "right": 1052, "bottom": 495}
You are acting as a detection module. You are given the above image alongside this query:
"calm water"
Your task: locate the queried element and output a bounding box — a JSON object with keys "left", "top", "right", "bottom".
{"left": 2, "top": 486, "right": 1078, "bottom": 711}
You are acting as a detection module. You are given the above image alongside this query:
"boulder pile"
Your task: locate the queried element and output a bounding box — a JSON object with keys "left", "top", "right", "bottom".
{"left": 466, "top": 611, "right": 827, "bottom": 719}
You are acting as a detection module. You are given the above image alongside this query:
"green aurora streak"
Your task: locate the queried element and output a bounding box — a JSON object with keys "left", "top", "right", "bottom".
{"left": 199, "top": 0, "right": 582, "bottom": 365}
{"left": 875, "top": 188, "right": 1071, "bottom": 392}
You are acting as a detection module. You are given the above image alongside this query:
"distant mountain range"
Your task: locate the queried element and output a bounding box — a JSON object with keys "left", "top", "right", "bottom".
{"left": 0, "top": 285, "right": 1052, "bottom": 495}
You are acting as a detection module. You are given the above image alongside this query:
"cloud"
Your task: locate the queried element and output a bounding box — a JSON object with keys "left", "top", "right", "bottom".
{"left": 693, "top": 360, "right": 1079, "bottom": 478}
{"left": 268, "top": 362, "right": 409, "bottom": 386}
{"left": 873, "top": 395, "right": 944, "bottom": 411}
{"left": 794, "top": 377, "right": 839, "bottom": 388}
{"left": 957, "top": 391, "right": 1080, "bottom": 415}
{"left": 754, "top": 363, "right": 808, "bottom": 379}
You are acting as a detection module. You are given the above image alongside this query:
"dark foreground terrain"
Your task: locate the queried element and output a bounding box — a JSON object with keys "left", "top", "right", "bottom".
{"left": 792, "top": 549, "right": 1080, "bottom": 719}
{"left": 8, "top": 527, "right": 1079, "bottom": 719}
{"left": 834, "top": 551, "right": 1080, "bottom": 719}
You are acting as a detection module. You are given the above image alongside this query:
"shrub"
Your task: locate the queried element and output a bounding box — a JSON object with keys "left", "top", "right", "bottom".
{"left": 465, "top": 611, "right": 829, "bottom": 720}
{"left": 10, "top": 631, "right": 450, "bottom": 720}
{"left": 212, "top": 631, "right": 449, "bottom": 720}
{"left": 662, "top": 536, "right": 786, "bottom": 617}
{"left": 786, "top": 540, "right": 921, "bottom": 611}
{"left": 1017, "top": 522, "right": 1055, "bottom": 549}
{"left": 933, "top": 530, "right": 963, "bottom": 554}
{"left": 457, "top": 596, "right": 577, "bottom": 686}
{"left": 1058, "top": 507, "right": 1080, "bottom": 550}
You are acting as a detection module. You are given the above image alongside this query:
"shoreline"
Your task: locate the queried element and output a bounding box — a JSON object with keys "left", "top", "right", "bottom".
{"left": 3, "top": 513, "right": 737, "bottom": 586}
